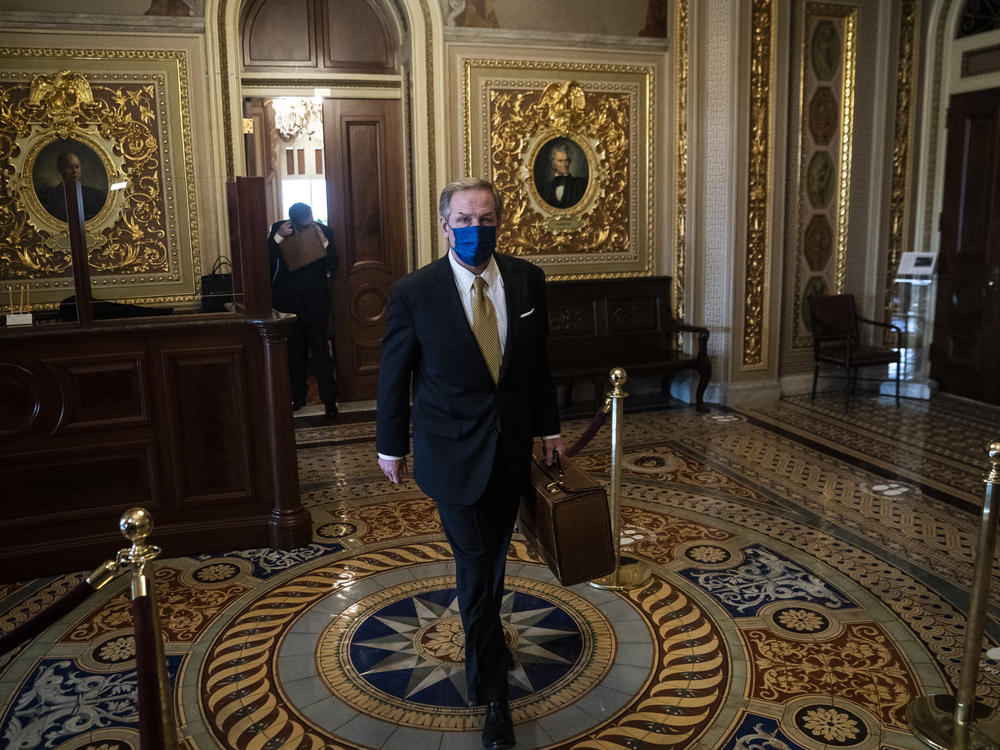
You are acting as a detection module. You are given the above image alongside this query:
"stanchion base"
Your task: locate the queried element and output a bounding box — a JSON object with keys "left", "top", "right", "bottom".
{"left": 588, "top": 556, "right": 652, "bottom": 591}
{"left": 908, "top": 694, "right": 1000, "bottom": 749}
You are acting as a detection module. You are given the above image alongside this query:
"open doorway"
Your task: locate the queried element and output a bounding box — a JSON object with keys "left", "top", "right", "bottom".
{"left": 244, "top": 94, "right": 406, "bottom": 404}
{"left": 238, "top": 0, "right": 410, "bottom": 406}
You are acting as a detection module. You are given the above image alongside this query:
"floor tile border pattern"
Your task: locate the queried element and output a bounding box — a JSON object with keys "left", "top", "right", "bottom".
{"left": 0, "top": 572, "right": 88, "bottom": 676}
{"left": 569, "top": 417, "right": 993, "bottom": 610}
{"left": 617, "top": 481, "right": 983, "bottom": 705}
{"left": 740, "top": 397, "right": 993, "bottom": 504}
{"left": 667, "top": 428, "right": 992, "bottom": 587}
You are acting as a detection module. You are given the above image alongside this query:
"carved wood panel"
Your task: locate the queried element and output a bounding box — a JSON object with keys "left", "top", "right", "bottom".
{"left": 163, "top": 346, "right": 253, "bottom": 501}
{"left": 241, "top": 0, "right": 318, "bottom": 68}
{"left": 0, "top": 317, "right": 303, "bottom": 582}
{"left": 321, "top": 0, "right": 396, "bottom": 73}
{"left": 241, "top": 0, "right": 398, "bottom": 74}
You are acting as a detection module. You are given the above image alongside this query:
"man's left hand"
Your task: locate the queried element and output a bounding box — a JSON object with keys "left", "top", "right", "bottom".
{"left": 542, "top": 436, "right": 566, "bottom": 466}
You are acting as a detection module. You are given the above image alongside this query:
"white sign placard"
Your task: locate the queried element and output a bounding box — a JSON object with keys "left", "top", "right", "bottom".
{"left": 897, "top": 252, "right": 937, "bottom": 276}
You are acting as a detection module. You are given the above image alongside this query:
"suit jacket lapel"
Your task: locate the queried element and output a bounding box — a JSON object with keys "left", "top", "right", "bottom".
{"left": 432, "top": 254, "right": 470, "bottom": 339}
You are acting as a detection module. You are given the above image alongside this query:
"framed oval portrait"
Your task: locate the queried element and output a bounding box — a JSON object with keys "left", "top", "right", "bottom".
{"left": 532, "top": 137, "right": 590, "bottom": 210}
{"left": 32, "top": 138, "right": 109, "bottom": 222}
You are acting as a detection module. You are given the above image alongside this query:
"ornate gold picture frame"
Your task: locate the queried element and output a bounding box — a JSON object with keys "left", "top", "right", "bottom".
{"left": 463, "top": 59, "right": 655, "bottom": 280}
{"left": 0, "top": 50, "right": 199, "bottom": 310}
{"left": 11, "top": 119, "right": 128, "bottom": 251}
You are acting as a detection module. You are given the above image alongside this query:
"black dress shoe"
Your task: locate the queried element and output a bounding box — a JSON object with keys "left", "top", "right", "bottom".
{"left": 482, "top": 699, "right": 515, "bottom": 749}
{"left": 291, "top": 401, "right": 304, "bottom": 412}
{"left": 324, "top": 403, "right": 339, "bottom": 418}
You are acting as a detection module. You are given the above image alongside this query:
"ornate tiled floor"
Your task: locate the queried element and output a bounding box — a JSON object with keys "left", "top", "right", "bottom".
{"left": 2, "top": 393, "right": 1000, "bottom": 749}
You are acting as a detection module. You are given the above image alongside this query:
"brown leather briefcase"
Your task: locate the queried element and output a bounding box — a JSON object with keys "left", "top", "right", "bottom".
{"left": 519, "top": 449, "right": 615, "bottom": 586}
{"left": 280, "top": 224, "right": 326, "bottom": 271}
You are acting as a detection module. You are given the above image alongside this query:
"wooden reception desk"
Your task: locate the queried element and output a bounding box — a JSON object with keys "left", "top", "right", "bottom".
{"left": 0, "top": 312, "right": 310, "bottom": 582}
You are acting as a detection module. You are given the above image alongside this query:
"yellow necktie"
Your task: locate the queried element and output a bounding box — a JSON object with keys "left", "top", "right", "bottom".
{"left": 472, "top": 276, "right": 501, "bottom": 383}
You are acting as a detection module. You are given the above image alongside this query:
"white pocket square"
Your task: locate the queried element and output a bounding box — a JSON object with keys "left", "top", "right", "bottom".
{"left": 520, "top": 308, "right": 535, "bottom": 318}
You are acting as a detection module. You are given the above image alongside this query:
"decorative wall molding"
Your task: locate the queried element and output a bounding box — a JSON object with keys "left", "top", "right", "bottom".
{"left": 673, "top": 0, "right": 689, "bottom": 323}
{"left": 789, "top": 2, "right": 857, "bottom": 349}
{"left": 0, "top": 48, "right": 199, "bottom": 308}
{"left": 0, "top": 11, "right": 204, "bottom": 34}
{"left": 962, "top": 42, "right": 1000, "bottom": 77}
{"left": 742, "top": 0, "right": 775, "bottom": 367}
{"left": 883, "top": 0, "right": 918, "bottom": 326}
{"left": 442, "top": 26, "right": 668, "bottom": 51}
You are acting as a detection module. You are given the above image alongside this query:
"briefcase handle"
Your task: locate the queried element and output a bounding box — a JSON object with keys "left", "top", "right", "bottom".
{"left": 535, "top": 451, "right": 573, "bottom": 495}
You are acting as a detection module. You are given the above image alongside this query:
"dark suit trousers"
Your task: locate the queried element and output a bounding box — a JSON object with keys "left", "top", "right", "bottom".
{"left": 285, "top": 290, "right": 337, "bottom": 407}
{"left": 435, "top": 442, "right": 520, "bottom": 705}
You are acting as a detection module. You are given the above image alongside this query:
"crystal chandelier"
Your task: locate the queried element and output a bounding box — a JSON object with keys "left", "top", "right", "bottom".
{"left": 271, "top": 97, "right": 323, "bottom": 141}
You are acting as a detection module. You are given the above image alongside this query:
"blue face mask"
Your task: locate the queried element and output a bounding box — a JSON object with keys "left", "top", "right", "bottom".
{"left": 449, "top": 225, "right": 496, "bottom": 266}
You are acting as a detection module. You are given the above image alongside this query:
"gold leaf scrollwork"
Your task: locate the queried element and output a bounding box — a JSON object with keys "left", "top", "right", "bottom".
{"left": 743, "top": 0, "right": 773, "bottom": 368}
{"left": 1, "top": 69, "right": 168, "bottom": 283}
{"left": 489, "top": 81, "right": 629, "bottom": 256}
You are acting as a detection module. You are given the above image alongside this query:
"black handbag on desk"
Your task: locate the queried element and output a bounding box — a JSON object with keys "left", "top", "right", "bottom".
{"left": 201, "top": 256, "right": 234, "bottom": 312}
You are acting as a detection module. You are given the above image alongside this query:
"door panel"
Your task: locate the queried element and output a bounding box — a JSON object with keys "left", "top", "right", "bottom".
{"left": 932, "top": 88, "right": 1000, "bottom": 404}
{"left": 241, "top": 97, "right": 282, "bottom": 223}
{"left": 323, "top": 98, "right": 406, "bottom": 401}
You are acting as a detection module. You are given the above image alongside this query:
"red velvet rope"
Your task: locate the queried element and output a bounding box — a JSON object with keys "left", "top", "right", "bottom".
{"left": 0, "top": 580, "right": 95, "bottom": 656}
{"left": 564, "top": 405, "right": 609, "bottom": 458}
{"left": 131, "top": 594, "right": 168, "bottom": 750}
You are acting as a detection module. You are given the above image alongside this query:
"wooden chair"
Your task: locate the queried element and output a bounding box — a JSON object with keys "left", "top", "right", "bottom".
{"left": 807, "top": 293, "right": 902, "bottom": 410}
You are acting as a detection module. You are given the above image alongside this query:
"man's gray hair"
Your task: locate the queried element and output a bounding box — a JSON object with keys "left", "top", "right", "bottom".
{"left": 549, "top": 143, "right": 571, "bottom": 165}
{"left": 56, "top": 152, "right": 79, "bottom": 170}
{"left": 439, "top": 177, "right": 503, "bottom": 224}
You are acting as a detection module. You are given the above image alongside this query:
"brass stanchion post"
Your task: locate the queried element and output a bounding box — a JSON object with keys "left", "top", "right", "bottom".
{"left": 118, "top": 508, "right": 179, "bottom": 750}
{"left": 589, "top": 368, "right": 652, "bottom": 591}
{"left": 908, "top": 441, "right": 1000, "bottom": 750}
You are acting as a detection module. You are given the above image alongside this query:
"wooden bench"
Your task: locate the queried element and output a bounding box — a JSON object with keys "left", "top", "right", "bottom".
{"left": 545, "top": 276, "right": 712, "bottom": 412}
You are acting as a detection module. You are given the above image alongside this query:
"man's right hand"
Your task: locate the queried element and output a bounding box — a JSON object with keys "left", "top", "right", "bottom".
{"left": 379, "top": 456, "right": 408, "bottom": 485}
{"left": 277, "top": 220, "right": 294, "bottom": 238}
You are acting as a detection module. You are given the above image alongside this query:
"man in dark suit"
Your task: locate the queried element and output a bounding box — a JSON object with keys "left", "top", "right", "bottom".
{"left": 268, "top": 202, "right": 340, "bottom": 417}
{"left": 38, "top": 152, "right": 106, "bottom": 221}
{"left": 376, "top": 178, "right": 565, "bottom": 749}
{"left": 540, "top": 144, "right": 586, "bottom": 209}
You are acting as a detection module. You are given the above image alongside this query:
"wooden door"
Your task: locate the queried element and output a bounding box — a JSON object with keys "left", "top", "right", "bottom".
{"left": 241, "top": 97, "right": 281, "bottom": 222}
{"left": 323, "top": 98, "right": 406, "bottom": 401}
{"left": 932, "top": 88, "right": 1000, "bottom": 404}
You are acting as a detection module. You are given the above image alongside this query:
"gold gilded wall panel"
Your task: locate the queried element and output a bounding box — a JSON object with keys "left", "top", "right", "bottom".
{"left": 0, "top": 48, "right": 198, "bottom": 310}
{"left": 884, "top": 0, "right": 917, "bottom": 327}
{"left": 743, "top": 0, "right": 775, "bottom": 368}
{"left": 674, "top": 0, "right": 689, "bottom": 323}
{"left": 464, "top": 59, "right": 654, "bottom": 280}
{"left": 790, "top": 3, "right": 857, "bottom": 349}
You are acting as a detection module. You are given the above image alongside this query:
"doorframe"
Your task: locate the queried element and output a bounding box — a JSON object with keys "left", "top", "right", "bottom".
{"left": 911, "top": 3, "right": 1000, "bottom": 383}
{"left": 206, "top": 0, "right": 449, "bottom": 274}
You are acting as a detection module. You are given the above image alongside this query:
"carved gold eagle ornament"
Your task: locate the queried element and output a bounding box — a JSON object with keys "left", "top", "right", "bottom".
{"left": 28, "top": 71, "right": 94, "bottom": 113}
